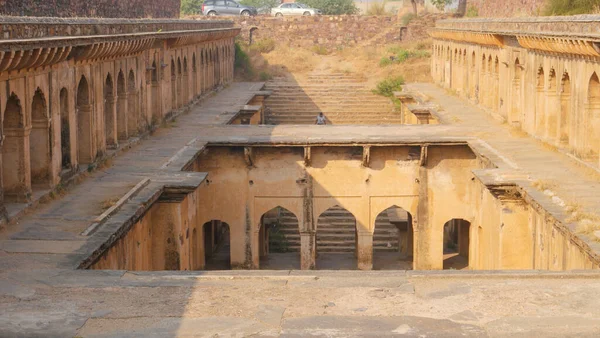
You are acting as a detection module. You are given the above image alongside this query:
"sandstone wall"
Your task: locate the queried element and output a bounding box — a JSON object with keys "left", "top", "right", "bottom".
{"left": 0, "top": 0, "right": 181, "bottom": 18}
{"left": 467, "top": 0, "right": 546, "bottom": 17}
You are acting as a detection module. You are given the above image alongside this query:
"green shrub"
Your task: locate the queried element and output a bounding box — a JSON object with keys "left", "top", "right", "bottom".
{"left": 234, "top": 42, "right": 254, "bottom": 79}
{"left": 249, "top": 38, "right": 276, "bottom": 54}
{"left": 416, "top": 42, "right": 428, "bottom": 50}
{"left": 379, "top": 57, "right": 392, "bottom": 67}
{"left": 372, "top": 76, "right": 405, "bottom": 97}
{"left": 302, "top": 0, "right": 358, "bottom": 15}
{"left": 259, "top": 71, "right": 273, "bottom": 81}
{"left": 396, "top": 49, "right": 410, "bottom": 62}
{"left": 544, "top": 0, "right": 600, "bottom": 15}
{"left": 268, "top": 224, "right": 290, "bottom": 253}
{"left": 180, "top": 0, "right": 203, "bottom": 15}
{"left": 400, "top": 12, "right": 415, "bottom": 26}
{"left": 465, "top": 5, "right": 478, "bottom": 17}
{"left": 312, "top": 45, "right": 329, "bottom": 55}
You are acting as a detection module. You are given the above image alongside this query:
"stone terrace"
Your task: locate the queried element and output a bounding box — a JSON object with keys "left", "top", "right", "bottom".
{"left": 1, "top": 78, "right": 600, "bottom": 335}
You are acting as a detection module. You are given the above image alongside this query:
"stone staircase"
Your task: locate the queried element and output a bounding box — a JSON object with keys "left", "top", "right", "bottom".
{"left": 264, "top": 73, "right": 400, "bottom": 125}
{"left": 267, "top": 206, "right": 400, "bottom": 253}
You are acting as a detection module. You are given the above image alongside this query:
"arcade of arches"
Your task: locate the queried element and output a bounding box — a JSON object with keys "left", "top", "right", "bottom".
{"left": 90, "top": 144, "right": 600, "bottom": 271}
{"left": 0, "top": 18, "right": 237, "bottom": 211}
{"left": 431, "top": 18, "right": 600, "bottom": 166}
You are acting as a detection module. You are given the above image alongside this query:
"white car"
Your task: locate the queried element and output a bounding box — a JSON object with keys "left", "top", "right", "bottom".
{"left": 271, "top": 3, "right": 322, "bottom": 16}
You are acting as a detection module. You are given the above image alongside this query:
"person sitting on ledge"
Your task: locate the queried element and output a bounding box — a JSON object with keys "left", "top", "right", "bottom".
{"left": 315, "top": 112, "right": 327, "bottom": 125}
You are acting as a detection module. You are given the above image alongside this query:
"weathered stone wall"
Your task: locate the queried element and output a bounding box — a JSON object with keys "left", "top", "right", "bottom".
{"left": 467, "top": 0, "right": 546, "bottom": 17}
{"left": 0, "top": 0, "right": 181, "bottom": 18}
{"left": 431, "top": 16, "right": 600, "bottom": 165}
{"left": 202, "top": 15, "right": 442, "bottom": 49}
{"left": 0, "top": 16, "right": 232, "bottom": 40}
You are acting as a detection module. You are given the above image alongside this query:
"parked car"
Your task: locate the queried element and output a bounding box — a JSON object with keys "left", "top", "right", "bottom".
{"left": 202, "top": 0, "right": 258, "bottom": 16}
{"left": 271, "top": 3, "right": 322, "bottom": 16}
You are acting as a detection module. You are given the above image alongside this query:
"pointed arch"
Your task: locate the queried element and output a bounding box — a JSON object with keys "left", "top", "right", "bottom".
{"left": 258, "top": 206, "right": 300, "bottom": 269}
{"left": 104, "top": 74, "right": 116, "bottom": 147}
{"left": 77, "top": 75, "right": 93, "bottom": 164}
{"left": 59, "top": 88, "right": 71, "bottom": 170}
{"left": 535, "top": 66, "right": 545, "bottom": 135}
{"left": 510, "top": 58, "right": 523, "bottom": 124}
{"left": 127, "top": 69, "right": 139, "bottom": 135}
{"left": 586, "top": 72, "right": 600, "bottom": 160}
{"left": 150, "top": 60, "right": 161, "bottom": 125}
{"left": 170, "top": 58, "right": 177, "bottom": 110}
{"left": 183, "top": 56, "right": 189, "bottom": 104}
{"left": 116, "top": 70, "right": 128, "bottom": 140}
{"left": 30, "top": 88, "right": 51, "bottom": 187}
{"left": 2, "top": 93, "right": 29, "bottom": 201}
{"left": 373, "top": 205, "right": 413, "bottom": 270}
{"left": 560, "top": 72, "right": 571, "bottom": 145}
{"left": 316, "top": 204, "right": 357, "bottom": 269}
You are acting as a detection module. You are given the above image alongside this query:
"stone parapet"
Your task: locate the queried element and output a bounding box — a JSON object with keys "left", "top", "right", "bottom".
{"left": 435, "top": 15, "right": 600, "bottom": 37}
{"left": 0, "top": 16, "right": 234, "bottom": 40}
{"left": 0, "top": 0, "right": 181, "bottom": 19}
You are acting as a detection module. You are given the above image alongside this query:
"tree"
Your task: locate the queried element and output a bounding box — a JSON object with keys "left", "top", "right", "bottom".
{"left": 240, "top": 0, "right": 280, "bottom": 11}
{"left": 302, "top": 0, "right": 358, "bottom": 15}
{"left": 430, "top": 0, "right": 453, "bottom": 11}
{"left": 181, "top": 0, "right": 204, "bottom": 15}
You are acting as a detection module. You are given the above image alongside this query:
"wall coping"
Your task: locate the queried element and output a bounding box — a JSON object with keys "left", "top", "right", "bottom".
{"left": 0, "top": 16, "right": 232, "bottom": 25}
{"left": 437, "top": 14, "right": 600, "bottom": 25}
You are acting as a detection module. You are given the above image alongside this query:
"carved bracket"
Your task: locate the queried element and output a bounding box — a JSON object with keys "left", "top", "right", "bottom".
{"left": 304, "top": 146, "right": 311, "bottom": 167}
{"left": 419, "top": 145, "right": 428, "bottom": 167}
{"left": 244, "top": 147, "right": 254, "bottom": 167}
{"left": 362, "top": 145, "right": 371, "bottom": 168}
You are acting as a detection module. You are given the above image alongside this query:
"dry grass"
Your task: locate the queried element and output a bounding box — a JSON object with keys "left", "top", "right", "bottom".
{"left": 532, "top": 179, "right": 557, "bottom": 192}
{"left": 244, "top": 38, "right": 432, "bottom": 87}
{"left": 100, "top": 197, "right": 121, "bottom": 211}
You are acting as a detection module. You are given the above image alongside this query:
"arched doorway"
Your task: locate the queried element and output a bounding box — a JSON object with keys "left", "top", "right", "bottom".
{"left": 177, "top": 57, "right": 183, "bottom": 108}
{"left": 116, "top": 70, "right": 127, "bottom": 141}
{"left": 2, "top": 93, "right": 28, "bottom": 201}
{"left": 469, "top": 51, "right": 476, "bottom": 99}
{"left": 258, "top": 206, "right": 300, "bottom": 269}
{"left": 316, "top": 205, "right": 357, "bottom": 269}
{"left": 200, "top": 51, "right": 205, "bottom": 94}
{"left": 127, "top": 70, "right": 138, "bottom": 136}
{"left": 547, "top": 69, "right": 558, "bottom": 141}
{"left": 586, "top": 72, "right": 600, "bottom": 161}
{"left": 151, "top": 60, "right": 160, "bottom": 125}
{"left": 77, "top": 76, "right": 93, "bottom": 164}
{"left": 535, "top": 67, "right": 545, "bottom": 135}
{"left": 59, "top": 88, "right": 71, "bottom": 170}
{"left": 373, "top": 205, "right": 413, "bottom": 270}
{"left": 202, "top": 220, "right": 231, "bottom": 270}
{"left": 192, "top": 53, "right": 198, "bottom": 97}
{"left": 443, "top": 219, "right": 470, "bottom": 270}
{"left": 29, "top": 88, "right": 50, "bottom": 188}
{"left": 104, "top": 74, "right": 116, "bottom": 147}
{"left": 183, "top": 57, "right": 189, "bottom": 104}
{"left": 170, "top": 59, "right": 176, "bottom": 110}
{"left": 560, "top": 72, "right": 571, "bottom": 145}
{"left": 510, "top": 58, "right": 522, "bottom": 125}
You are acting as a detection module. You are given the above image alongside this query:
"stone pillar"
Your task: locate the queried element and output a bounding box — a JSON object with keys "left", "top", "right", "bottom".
{"left": 356, "top": 232, "right": 373, "bottom": 270}
{"left": 117, "top": 93, "right": 129, "bottom": 141}
{"left": 3, "top": 127, "right": 32, "bottom": 202}
{"left": 127, "top": 91, "right": 138, "bottom": 137}
{"left": 300, "top": 231, "right": 316, "bottom": 270}
{"left": 414, "top": 165, "right": 437, "bottom": 269}
{"left": 251, "top": 229, "right": 260, "bottom": 269}
{"left": 500, "top": 200, "right": 532, "bottom": 269}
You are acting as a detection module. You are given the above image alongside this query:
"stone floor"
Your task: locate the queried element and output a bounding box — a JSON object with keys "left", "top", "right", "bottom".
{"left": 2, "top": 81, "right": 600, "bottom": 336}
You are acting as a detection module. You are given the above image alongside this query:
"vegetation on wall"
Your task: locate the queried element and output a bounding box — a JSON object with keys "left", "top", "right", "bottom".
{"left": 544, "top": 0, "right": 600, "bottom": 15}
{"left": 372, "top": 76, "right": 405, "bottom": 97}
{"left": 181, "top": 0, "right": 204, "bottom": 15}
{"left": 234, "top": 42, "right": 254, "bottom": 79}
{"left": 240, "top": 0, "right": 280, "bottom": 10}
{"left": 302, "top": 0, "right": 358, "bottom": 15}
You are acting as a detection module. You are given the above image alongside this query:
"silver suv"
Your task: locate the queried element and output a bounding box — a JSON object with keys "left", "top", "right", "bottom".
{"left": 202, "top": 0, "right": 258, "bottom": 16}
